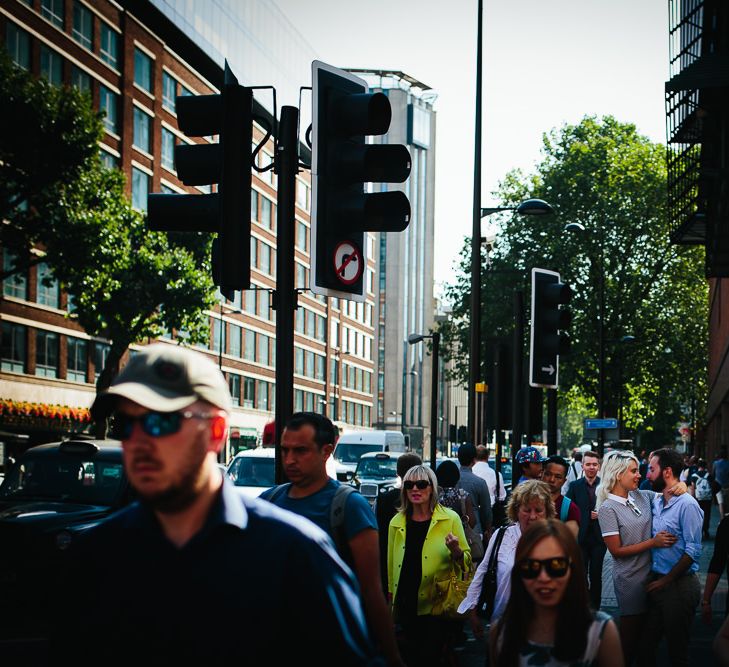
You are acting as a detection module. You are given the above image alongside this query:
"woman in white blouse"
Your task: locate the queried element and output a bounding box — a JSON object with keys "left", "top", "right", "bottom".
{"left": 458, "top": 480, "right": 555, "bottom": 639}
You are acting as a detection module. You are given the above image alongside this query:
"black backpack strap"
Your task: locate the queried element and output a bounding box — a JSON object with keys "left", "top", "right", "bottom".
{"left": 330, "top": 484, "right": 356, "bottom": 556}
{"left": 267, "top": 483, "right": 291, "bottom": 503}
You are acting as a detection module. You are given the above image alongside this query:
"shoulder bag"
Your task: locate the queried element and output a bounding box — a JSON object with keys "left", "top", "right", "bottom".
{"left": 476, "top": 526, "right": 507, "bottom": 620}
{"left": 431, "top": 562, "right": 473, "bottom": 619}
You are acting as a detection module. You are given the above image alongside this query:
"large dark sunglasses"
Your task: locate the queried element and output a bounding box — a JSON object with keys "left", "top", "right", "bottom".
{"left": 403, "top": 480, "right": 431, "bottom": 491}
{"left": 110, "top": 410, "right": 214, "bottom": 439}
{"left": 517, "top": 557, "right": 571, "bottom": 579}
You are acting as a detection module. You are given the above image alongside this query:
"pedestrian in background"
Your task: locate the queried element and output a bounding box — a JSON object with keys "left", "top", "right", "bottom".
{"left": 458, "top": 480, "right": 555, "bottom": 639}
{"left": 542, "top": 455, "right": 581, "bottom": 538}
{"left": 689, "top": 458, "right": 714, "bottom": 539}
{"left": 713, "top": 447, "right": 729, "bottom": 517}
{"left": 375, "top": 452, "right": 422, "bottom": 592}
{"left": 57, "top": 345, "right": 380, "bottom": 666}
{"left": 387, "top": 464, "right": 472, "bottom": 666}
{"left": 490, "top": 519, "right": 623, "bottom": 667}
{"left": 473, "top": 445, "right": 507, "bottom": 524}
{"left": 562, "top": 449, "right": 584, "bottom": 494}
{"left": 701, "top": 513, "right": 729, "bottom": 624}
{"left": 456, "top": 443, "right": 492, "bottom": 545}
{"left": 261, "top": 412, "right": 403, "bottom": 667}
{"left": 514, "top": 446, "right": 546, "bottom": 486}
{"left": 637, "top": 447, "right": 704, "bottom": 667}
{"left": 596, "top": 450, "right": 678, "bottom": 664}
{"left": 566, "top": 449, "right": 605, "bottom": 611}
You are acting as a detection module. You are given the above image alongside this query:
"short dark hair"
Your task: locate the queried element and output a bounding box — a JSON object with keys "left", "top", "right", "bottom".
{"left": 396, "top": 452, "right": 422, "bottom": 478}
{"left": 650, "top": 448, "right": 684, "bottom": 479}
{"left": 457, "top": 443, "right": 477, "bottom": 466}
{"left": 476, "top": 445, "right": 489, "bottom": 461}
{"left": 285, "top": 412, "right": 336, "bottom": 448}
{"left": 436, "top": 460, "right": 460, "bottom": 488}
{"left": 572, "top": 451, "right": 583, "bottom": 462}
{"left": 582, "top": 450, "right": 600, "bottom": 462}
{"left": 545, "top": 455, "right": 568, "bottom": 475}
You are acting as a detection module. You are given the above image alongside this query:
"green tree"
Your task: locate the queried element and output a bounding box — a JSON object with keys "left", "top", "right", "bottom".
{"left": 441, "top": 116, "right": 708, "bottom": 446}
{"left": 1, "top": 50, "right": 216, "bottom": 406}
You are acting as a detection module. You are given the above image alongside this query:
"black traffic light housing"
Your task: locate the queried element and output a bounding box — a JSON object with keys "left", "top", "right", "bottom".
{"left": 147, "top": 62, "right": 252, "bottom": 294}
{"left": 529, "top": 268, "right": 572, "bottom": 388}
{"left": 457, "top": 425, "right": 468, "bottom": 443}
{"left": 311, "top": 60, "right": 411, "bottom": 301}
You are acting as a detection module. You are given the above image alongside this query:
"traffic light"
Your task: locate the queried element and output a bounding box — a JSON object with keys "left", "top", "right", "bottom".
{"left": 457, "top": 425, "right": 467, "bottom": 443}
{"left": 311, "top": 60, "right": 411, "bottom": 301}
{"left": 529, "top": 268, "right": 572, "bottom": 389}
{"left": 449, "top": 424, "right": 457, "bottom": 443}
{"left": 147, "top": 62, "right": 252, "bottom": 293}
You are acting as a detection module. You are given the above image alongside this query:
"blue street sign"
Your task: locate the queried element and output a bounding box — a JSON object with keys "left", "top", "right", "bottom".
{"left": 584, "top": 418, "right": 618, "bottom": 430}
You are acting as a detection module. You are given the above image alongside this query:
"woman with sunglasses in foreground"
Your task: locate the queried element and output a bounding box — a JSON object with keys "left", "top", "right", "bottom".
{"left": 387, "top": 464, "right": 472, "bottom": 666}
{"left": 596, "top": 450, "right": 680, "bottom": 664}
{"left": 491, "top": 519, "right": 623, "bottom": 667}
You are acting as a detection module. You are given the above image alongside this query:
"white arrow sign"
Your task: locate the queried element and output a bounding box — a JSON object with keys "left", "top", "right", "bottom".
{"left": 541, "top": 365, "right": 555, "bottom": 375}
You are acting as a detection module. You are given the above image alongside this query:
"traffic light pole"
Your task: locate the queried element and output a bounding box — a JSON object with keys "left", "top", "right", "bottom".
{"left": 273, "top": 105, "right": 298, "bottom": 484}
{"left": 547, "top": 388, "right": 557, "bottom": 455}
{"left": 511, "top": 290, "right": 524, "bottom": 454}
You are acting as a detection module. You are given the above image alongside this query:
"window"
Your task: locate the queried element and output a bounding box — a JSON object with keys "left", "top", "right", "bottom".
{"left": 134, "top": 48, "right": 153, "bottom": 93}
{"left": 330, "top": 321, "right": 339, "bottom": 348}
{"left": 250, "top": 237, "right": 258, "bottom": 269}
{"left": 72, "top": 3, "right": 93, "bottom": 50}
{"left": 71, "top": 66, "right": 91, "bottom": 94}
{"left": 260, "top": 197, "right": 272, "bottom": 229}
{"left": 251, "top": 190, "right": 259, "bottom": 222}
{"left": 296, "top": 221, "right": 308, "bottom": 251}
{"left": 67, "top": 337, "right": 87, "bottom": 382}
{"left": 229, "top": 324, "right": 241, "bottom": 357}
{"left": 295, "top": 308, "right": 305, "bottom": 333}
{"left": 258, "top": 381, "right": 270, "bottom": 411}
{"left": 99, "top": 85, "right": 118, "bottom": 134}
{"left": 40, "top": 46, "right": 63, "bottom": 86}
{"left": 36, "top": 262, "right": 59, "bottom": 308}
{"left": 296, "top": 180, "right": 309, "bottom": 210}
{"left": 1, "top": 322, "right": 26, "bottom": 373}
{"left": 133, "top": 107, "right": 152, "bottom": 153}
{"left": 94, "top": 342, "right": 110, "bottom": 380}
{"left": 6, "top": 23, "right": 31, "bottom": 70}
{"left": 228, "top": 374, "right": 241, "bottom": 406}
{"left": 258, "top": 293, "right": 270, "bottom": 320}
{"left": 294, "top": 389, "right": 304, "bottom": 412}
{"left": 131, "top": 168, "right": 149, "bottom": 211}
{"left": 162, "top": 72, "right": 176, "bottom": 112}
{"left": 243, "top": 377, "right": 255, "bottom": 408}
{"left": 41, "top": 0, "right": 64, "bottom": 29}
{"left": 36, "top": 330, "right": 58, "bottom": 378}
{"left": 244, "top": 330, "right": 255, "bottom": 362}
{"left": 295, "top": 262, "right": 306, "bottom": 289}
{"left": 315, "top": 355, "right": 325, "bottom": 381}
{"left": 161, "top": 128, "right": 175, "bottom": 170}
{"left": 100, "top": 23, "right": 118, "bottom": 68}
{"left": 3, "top": 249, "right": 27, "bottom": 299}
{"left": 316, "top": 315, "right": 326, "bottom": 342}
{"left": 330, "top": 359, "right": 338, "bottom": 385}
{"left": 295, "top": 347, "right": 304, "bottom": 375}
{"left": 100, "top": 149, "right": 118, "bottom": 170}
{"left": 257, "top": 334, "right": 269, "bottom": 366}
{"left": 305, "top": 351, "right": 314, "bottom": 378}
{"left": 245, "top": 289, "right": 256, "bottom": 314}
{"left": 211, "top": 319, "right": 224, "bottom": 354}
{"left": 306, "top": 311, "right": 316, "bottom": 338}
{"left": 260, "top": 243, "right": 271, "bottom": 275}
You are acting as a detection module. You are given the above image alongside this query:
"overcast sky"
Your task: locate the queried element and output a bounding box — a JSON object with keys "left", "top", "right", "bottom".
{"left": 272, "top": 0, "right": 669, "bottom": 298}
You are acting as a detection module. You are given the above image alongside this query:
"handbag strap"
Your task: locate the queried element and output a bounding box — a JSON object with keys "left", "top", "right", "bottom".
{"left": 487, "top": 526, "right": 507, "bottom": 574}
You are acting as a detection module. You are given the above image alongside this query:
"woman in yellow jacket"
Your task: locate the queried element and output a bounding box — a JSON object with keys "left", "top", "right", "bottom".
{"left": 388, "top": 464, "right": 472, "bottom": 666}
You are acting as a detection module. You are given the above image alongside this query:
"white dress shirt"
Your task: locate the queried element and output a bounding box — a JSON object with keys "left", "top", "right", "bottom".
{"left": 472, "top": 461, "right": 506, "bottom": 502}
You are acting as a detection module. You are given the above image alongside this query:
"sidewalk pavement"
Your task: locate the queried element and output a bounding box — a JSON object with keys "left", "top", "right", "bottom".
{"left": 456, "top": 504, "right": 727, "bottom": 666}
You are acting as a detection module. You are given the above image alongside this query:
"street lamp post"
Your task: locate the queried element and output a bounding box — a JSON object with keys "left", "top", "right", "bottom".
{"left": 469, "top": 199, "right": 554, "bottom": 445}
{"left": 408, "top": 331, "right": 440, "bottom": 470}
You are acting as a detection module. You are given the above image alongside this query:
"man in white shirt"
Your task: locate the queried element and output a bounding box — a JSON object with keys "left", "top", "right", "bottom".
{"left": 562, "top": 450, "right": 584, "bottom": 494}
{"left": 473, "top": 445, "right": 506, "bottom": 504}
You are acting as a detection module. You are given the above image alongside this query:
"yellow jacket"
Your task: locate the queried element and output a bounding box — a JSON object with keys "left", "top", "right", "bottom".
{"left": 387, "top": 504, "right": 472, "bottom": 616}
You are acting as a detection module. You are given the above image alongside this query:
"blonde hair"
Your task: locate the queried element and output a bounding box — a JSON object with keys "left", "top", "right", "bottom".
{"left": 596, "top": 450, "right": 639, "bottom": 509}
{"left": 397, "top": 464, "right": 439, "bottom": 515}
{"left": 506, "top": 480, "right": 555, "bottom": 522}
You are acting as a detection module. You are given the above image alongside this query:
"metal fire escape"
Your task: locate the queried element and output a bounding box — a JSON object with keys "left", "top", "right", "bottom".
{"left": 665, "top": 0, "right": 729, "bottom": 276}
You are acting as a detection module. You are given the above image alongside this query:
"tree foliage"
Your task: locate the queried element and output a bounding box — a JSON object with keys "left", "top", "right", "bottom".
{"left": 1, "top": 50, "right": 216, "bottom": 397}
{"left": 440, "top": 116, "right": 708, "bottom": 446}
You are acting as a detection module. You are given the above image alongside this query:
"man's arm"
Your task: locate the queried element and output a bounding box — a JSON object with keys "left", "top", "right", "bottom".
{"left": 349, "top": 528, "right": 404, "bottom": 667}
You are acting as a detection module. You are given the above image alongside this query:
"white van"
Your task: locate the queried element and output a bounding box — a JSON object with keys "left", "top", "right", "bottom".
{"left": 332, "top": 430, "right": 407, "bottom": 481}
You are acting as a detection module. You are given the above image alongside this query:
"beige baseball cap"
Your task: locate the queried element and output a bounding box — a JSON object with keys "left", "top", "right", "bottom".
{"left": 91, "top": 344, "right": 232, "bottom": 418}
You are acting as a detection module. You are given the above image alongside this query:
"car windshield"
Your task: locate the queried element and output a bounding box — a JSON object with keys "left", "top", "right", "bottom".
{"left": 0, "top": 456, "right": 125, "bottom": 506}
{"left": 229, "top": 457, "right": 275, "bottom": 488}
{"left": 333, "top": 443, "right": 382, "bottom": 464}
{"left": 355, "top": 457, "right": 399, "bottom": 479}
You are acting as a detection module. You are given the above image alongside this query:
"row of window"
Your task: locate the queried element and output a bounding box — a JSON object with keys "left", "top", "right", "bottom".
{"left": 228, "top": 374, "right": 273, "bottom": 412}
{"left": 1, "top": 322, "right": 109, "bottom": 383}
{"left": 294, "top": 348, "right": 325, "bottom": 382}
{"left": 339, "top": 362, "right": 373, "bottom": 394}
{"left": 3, "top": 250, "right": 70, "bottom": 310}
{"left": 332, "top": 324, "right": 373, "bottom": 361}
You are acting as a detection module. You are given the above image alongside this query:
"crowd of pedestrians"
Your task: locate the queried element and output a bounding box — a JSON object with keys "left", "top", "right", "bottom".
{"left": 51, "top": 345, "right": 729, "bottom": 666}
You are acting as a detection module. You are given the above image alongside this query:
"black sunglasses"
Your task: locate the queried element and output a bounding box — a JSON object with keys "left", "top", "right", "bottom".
{"left": 110, "top": 410, "right": 214, "bottom": 439}
{"left": 517, "top": 557, "right": 571, "bottom": 579}
{"left": 403, "top": 480, "right": 431, "bottom": 491}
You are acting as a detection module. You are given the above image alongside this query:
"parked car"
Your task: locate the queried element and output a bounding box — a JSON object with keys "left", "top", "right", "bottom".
{"left": 0, "top": 438, "right": 133, "bottom": 643}
{"left": 225, "top": 447, "right": 276, "bottom": 497}
{"left": 350, "top": 452, "right": 401, "bottom": 506}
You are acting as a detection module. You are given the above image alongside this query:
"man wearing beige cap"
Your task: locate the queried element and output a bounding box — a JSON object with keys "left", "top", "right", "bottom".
{"left": 56, "top": 344, "right": 382, "bottom": 666}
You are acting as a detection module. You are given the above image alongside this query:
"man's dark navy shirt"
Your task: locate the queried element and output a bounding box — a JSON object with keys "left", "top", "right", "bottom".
{"left": 56, "top": 478, "right": 381, "bottom": 666}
